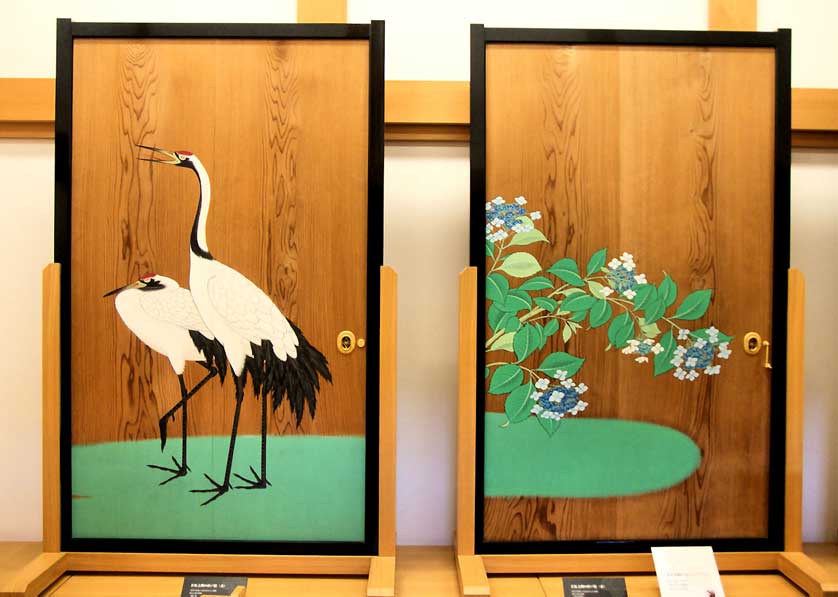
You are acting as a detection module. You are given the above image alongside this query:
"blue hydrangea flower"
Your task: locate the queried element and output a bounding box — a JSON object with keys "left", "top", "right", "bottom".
{"left": 530, "top": 378, "right": 589, "bottom": 421}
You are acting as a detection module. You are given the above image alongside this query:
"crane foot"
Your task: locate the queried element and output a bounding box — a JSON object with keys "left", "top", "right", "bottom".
{"left": 233, "top": 465, "right": 271, "bottom": 489}
{"left": 147, "top": 456, "right": 190, "bottom": 485}
{"left": 191, "top": 473, "right": 232, "bottom": 505}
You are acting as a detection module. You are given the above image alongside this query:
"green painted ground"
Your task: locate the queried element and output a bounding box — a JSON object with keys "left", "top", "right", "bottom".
{"left": 71, "top": 435, "right": 365, "bottom": 541}
{"left": 484, "top": 414, "right": 701, "bottom": 498}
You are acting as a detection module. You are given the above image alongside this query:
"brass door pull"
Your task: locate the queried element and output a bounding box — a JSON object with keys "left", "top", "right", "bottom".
{"left": 742, "top": 332, "right": 771, "bottom": 369}
{"left": 337, "top": 330, "right": 365, "bottom": 354}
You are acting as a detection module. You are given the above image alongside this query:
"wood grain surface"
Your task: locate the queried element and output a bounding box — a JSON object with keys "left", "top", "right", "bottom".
{"left": 70, "top": 39, "right": 369, "bottom": 444}
{"left": 483, "top": 45, "right": 776, "bottom": 541}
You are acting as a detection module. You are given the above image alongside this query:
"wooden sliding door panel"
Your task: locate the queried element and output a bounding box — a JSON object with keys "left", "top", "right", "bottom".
{"left": 56, "top": 21, "right": 383, "bottom": 554}
{"left": 474, "top": 30, "right": 788, "bottom": 551}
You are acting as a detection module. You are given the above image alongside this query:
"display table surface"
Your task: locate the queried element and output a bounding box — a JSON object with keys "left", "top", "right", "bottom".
{"left": 2, "top": 543, "right": 837, "bottom": 596}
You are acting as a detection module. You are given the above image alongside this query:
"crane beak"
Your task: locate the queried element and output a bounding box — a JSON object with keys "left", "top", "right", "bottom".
{"left": 103, "top": 280, "right": 140, "bottom": 298}
{"left": 136, "top": 144, "right": 182, "bottom": 165}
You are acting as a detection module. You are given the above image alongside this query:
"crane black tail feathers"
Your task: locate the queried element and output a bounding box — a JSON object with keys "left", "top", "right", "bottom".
{"left": 189, "top": 331, "right": 228, "bottom": 383}
{"left": 243, "top": 321, "right": 332, "bottom": 426}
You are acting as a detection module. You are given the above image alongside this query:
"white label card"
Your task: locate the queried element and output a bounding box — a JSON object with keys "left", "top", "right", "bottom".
{"left": 651, "top": 546, "right": 725, "bottom": 597}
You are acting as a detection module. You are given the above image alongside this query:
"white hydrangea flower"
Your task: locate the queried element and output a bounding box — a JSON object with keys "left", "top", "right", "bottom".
{"left": 686, "top": 357, "right": 698, "bottom": 368}
{"left": 671, "top": 356, "right": 684, "bottom": 367}
{"left": 534, "top": 378, "right": 549, "bottom": 390}
{"left": 531, "top": 404, "right": 543, "bottom": 414}
{"left": 623, "top": 289, "right": 637, "bottom": 300}
{"left": 601, "top": 286, "right": 614, "bottom": 297}
{"left": 514, "top": 196, "right": 527, "bottom": 205}
{"left": 694, "top": 338, "right": 707, "bottom": 349}
{"left": 651, "top": 343, "right": 664, "bottom": 355}
{"left": 620, "top": 252, "right": 634, "bottom": 262}
{"left": 485, "top": 224, "right": 493, "bottom": 234}
{"left": 635, "top": 356, "right": 649, "bottom": 363}
{"left": 674, "top": 367, "right": 687, "bottom": 380}
{"left": 485, "top": 202, "right": 492, "bottom": 211}
{"left": 608, "top": 258, "right": 622, "bottom": 269}
{"left": 687, "top": 370, "right": 699, "bottom": 381}
{"left": 492, "top": 196, "right": 504, "bottom": 205}
{"left": 530, "top": 211, "right": 541, "bottom": 220}
{"left": 707, "top": 326, "right": 719, "bottom": 338}
{"left": 678, "top": 328, "right": 690, "bottom": 340}
{"left": 717, "top": 343, "right": 731, "bottom": 359}
{"left": 491, "top": 217, "right": 503, "bottom": 227}
{"left": 674, "top": 346, "right": 687, "bottom": 356}
{"left": 553, "top": 370, "right": 568, "bottom": 380}
{"left": 561, "top": 379, "right": 574, "bottom": 389}
{"left": 704, "top": 365, "right": 721, "bottom": 375}
{"left": 511, "top": 223, "right": 524, "bottom": 233}
{"left": 634, "top": 273, "right": 647, "bottom": 284}
{"left": 577, "top": 383, "right": 588, "bottom": 394}
{"left": 530, "top": 390, "right": 543, "bottom": 401}
{"left": 623, "top": 260, "right": 636, "bottom": 271}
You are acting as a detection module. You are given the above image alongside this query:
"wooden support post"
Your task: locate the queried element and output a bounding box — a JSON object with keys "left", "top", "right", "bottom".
{"left": 297, "top": 0, "right": 346, "bottom": 23}
{"left": 786, "top": 269, "right": 805, "bottom": 552}
{"left": 41, "top": 264, "right": 61, "bottom": 553}
{"left": 708, "top": 0, "right": 757, "bottom": 31}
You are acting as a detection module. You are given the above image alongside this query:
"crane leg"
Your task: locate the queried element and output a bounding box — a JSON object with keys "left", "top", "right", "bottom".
{"left": 157, "top": 365, "right": 217, "bottom": 451}
{"left": 234, "top": 393, "right": 271, "bottom": 489}
{"left": 147, "top": 374, "right": 196, "bottom": 485}
{"left": 191, "top": 374, "right": 245, "bottom": 505}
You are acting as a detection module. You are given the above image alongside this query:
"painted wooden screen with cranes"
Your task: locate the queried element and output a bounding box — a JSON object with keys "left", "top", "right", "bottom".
{"left": 472, "top": 27, "right": 791, "bottom": 552}
{"left": 55, "top": 21, "right": 384, "bottom": 554}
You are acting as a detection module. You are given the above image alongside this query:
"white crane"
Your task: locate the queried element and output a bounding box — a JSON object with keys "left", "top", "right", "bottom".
{"left": 138, "top": 145, "right": 332, "bottom": 505}
{"left": 104, "top": 274, "right": 227, "bottom": 484}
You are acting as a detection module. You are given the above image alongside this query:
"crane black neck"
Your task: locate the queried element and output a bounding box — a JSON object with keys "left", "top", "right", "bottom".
{"left": 187, "top": 163, "right": 214, "bottom": 261}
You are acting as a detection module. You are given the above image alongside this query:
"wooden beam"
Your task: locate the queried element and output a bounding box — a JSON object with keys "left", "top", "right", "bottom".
{"left": 708, "top": 0, "right": 757, "bottom": 31}
{"left": 378, "top": 267, "right": 398, "bottom": 558}
{"left": 42, "top": 264, "right": 61, "bottom": 553}
{"left": 456, "top": 268, "right": 477, "bottom": 557}
{"left": 2, "top": 78, "right": 838, "bottom": 145}
{"left": 786, "top": 269, "right": 805, "bottom": 552}
{"left": 296, "top": 0, "right": 346, "bottom": 23}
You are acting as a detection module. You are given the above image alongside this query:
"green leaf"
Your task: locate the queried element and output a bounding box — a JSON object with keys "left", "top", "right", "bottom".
{"left": 607, "top": 312, "right": 635, "bottom": 349}
{"left": 560, "top": 293, "right": 597, "bottom": 312}
{"left": 586, "top": 248, "right": 608, "bottom": 276}
{"left": 504, "top": 382, "right": 535, "bottom": 423}
{"left": 485, "top": 240, "right": 494, "bottom": 257}
{"left": 673, "top": 289, "right": 712, "bottom": 320}
{"left": 547, "top": 258, "right": 585, "bottom": 287}
{"left": 488, "top": 304, "right": 504, "bottom": 331}
{"left": 498, "top": 289, "right": 532, "bottom": 313}
{"left": 514, "top": 324, "right": 541, "bottom": 362}
{"left": 639, "top": 318, "right": 662, "bottom": 339}
{"left": 693, "top": 327, "right": 734, "bottom": 344}
{"left": 558, "top": 288, "right": 586, "bottom": 297}
{"left": 533, "top": 323, "right": 547, "bottom": 349}
{"left": 654, "top": 330, "right": 676, "bottom": 376}
{"left": 519, "top": 276, "right": 553, "bottom": 291}
{"left": 485, "top": 367, "right": 489, "bottom": 379}
{"left": 589, "top": 299, "right": 613, "bottom": 328}
{"left": 569, "top": 310, "right": 588, "bottom": 322}
{"left": 633, "top": 284, "right": 658, "bottom": 310}
{"left": 586, "top": 280, "right": 610, "bottom": 300}
{"left": 498, "top": 252, "right": 542, "bottom": 278}
{"left": 659, "top": 274, "right": 677, "bottom": 307}
{"left": 543, "top": 319, "right": 560, "bottom": 337}
{"left": 490, "top": 332, "right": 515, "bottom": 352}
{"left": 486, "top": 273, "right": 509, "bottom": 303}
{"left": 488, "top": 364, "right": 523, "bottom": 394}
{"left": 562, "top": 323, "right": 572, "bottom": 343}
{"left": 501, "top": 313, "right": 522, "bottom": 333}
{"left": 537, "top": 351, "right": 585, "bottom": 378}
{"left": 508, "top": 228, "right": 548, "bottom": 247}
{"left": 534, "top": 296, "right": 558, "bottom": 313}
{"left": 643, "top": 299, "right": 666, "bottom": 325}
{"left": 537, "top": 415, "right": 561, "bottom": 436}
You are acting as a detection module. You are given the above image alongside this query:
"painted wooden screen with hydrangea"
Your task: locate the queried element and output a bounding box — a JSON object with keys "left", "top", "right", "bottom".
{"left": 480, "top": 40, "right": 782, "bottom": 544}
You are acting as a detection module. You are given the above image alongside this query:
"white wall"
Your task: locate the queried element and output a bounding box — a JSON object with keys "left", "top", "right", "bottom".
{"left": 1, "top": 0, "right": 837, "bottom": 546}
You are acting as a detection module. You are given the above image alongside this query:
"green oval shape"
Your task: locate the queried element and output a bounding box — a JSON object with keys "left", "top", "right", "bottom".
{"left": 485, "top": 414, "right": 701, "bottom": 498}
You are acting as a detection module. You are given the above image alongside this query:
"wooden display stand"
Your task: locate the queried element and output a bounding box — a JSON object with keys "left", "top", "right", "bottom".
{"left": 455, "top": 266, "right": 837, "bottom": 597}
{"left": 4, "top": 264, "right": 397, "bottom": 597}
